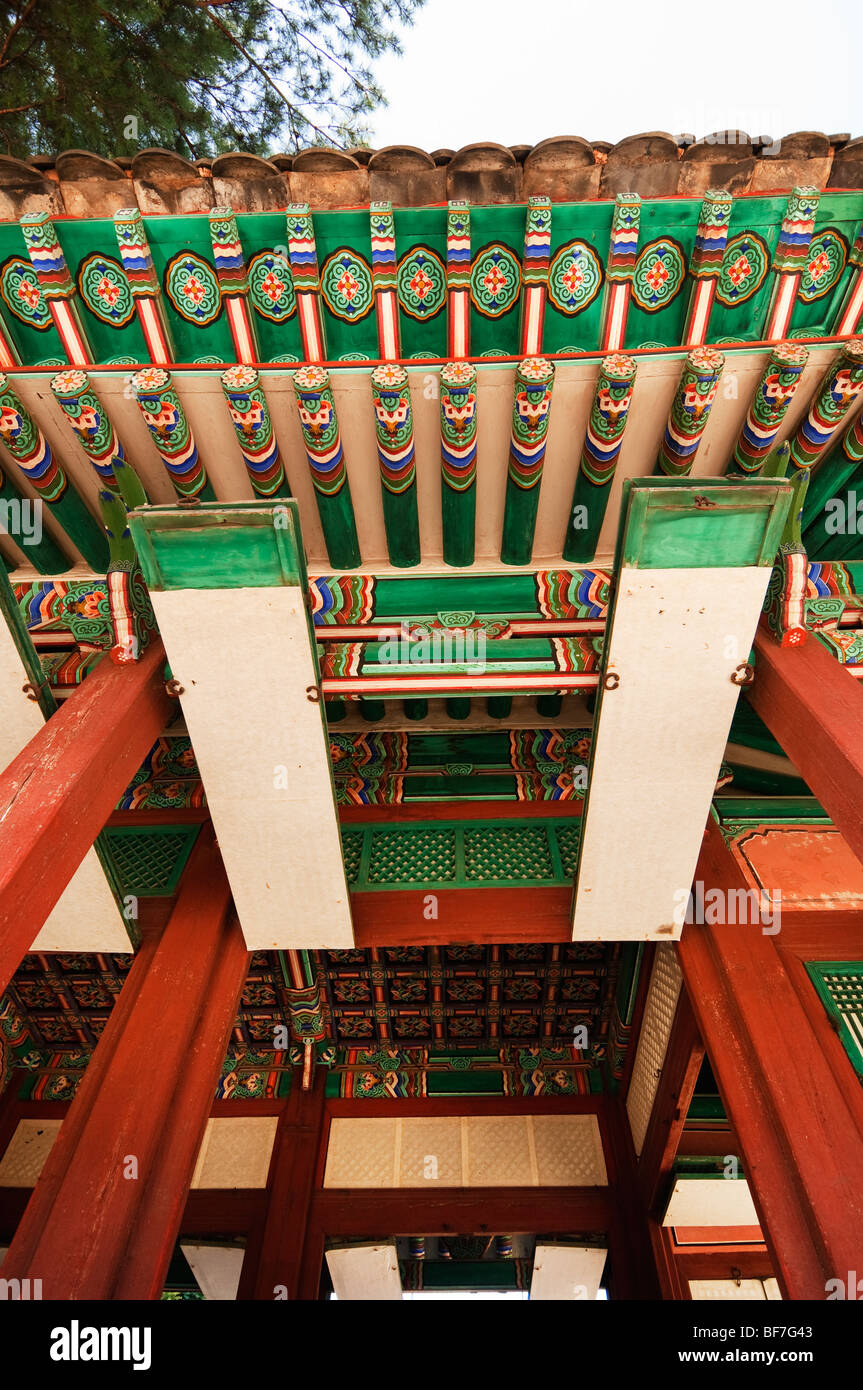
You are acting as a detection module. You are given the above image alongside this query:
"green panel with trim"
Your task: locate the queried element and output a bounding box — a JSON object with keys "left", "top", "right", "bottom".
{"left": 341, "top": 817, "right": 579, "bottom": 890}
{"left": 0, "top": 220, "right": 67, "bottom": 364}
{"left": 129, "top": 499, "right": 304, "bottom": 590}
{"left": 806, "top": 960, "right": 863, "bottom": 1079}
{"left": 53, "top": 218, "right": 149, "bottom": 364}
{"left": 100, "top": 824, "right": 201, "bottom": 897}
{"left": 617, "top": 477, "right": 793, "bottom": 570}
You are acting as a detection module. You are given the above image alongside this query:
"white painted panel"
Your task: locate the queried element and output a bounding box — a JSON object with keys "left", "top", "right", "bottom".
{"left": 763, "top": 1277, "right": 783, "bottom": 1300}
{"left": 663, "top": 1176, "right": 760, "bottom": 1228}
{"left": 573, "top": 566, "right": 771, "bottom": 940}
{"left": 689, "top": 1279, "right": 767, "bottom": 1301}
{"left": 180, "top": 1243, "right": 245, "bottom": 1300}
{"left": 530, "top": 1244, "right": 607, "bottom": 1301}
{"left": 0, "top": 616, "right": 129, "bottom": 952}
{"left": 190, "top": 1117, "right": 278, "bottom": 1189}
{"left": 326, "top": 1242, "right": 403, "bottom": 1301}
{"left": 150, "top": 586, "right": 353, "bottom": 948}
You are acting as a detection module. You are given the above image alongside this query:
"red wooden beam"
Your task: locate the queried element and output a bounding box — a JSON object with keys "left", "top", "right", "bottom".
{"left": 749, "top": 628, "right": 863, "bottom": 865}
{"left": 678, "top": 817, "right": 863, "bottom": 1299}
{"left": 239, "top": 1072, "right": 328, "bottom": 1300}
{"left": 1, "top": 827, "right": 249, "bottom": 1299}
{"left": 351, "top": 886, "right": 573, "bottom": 945}
{"left": 0, "top": 639, "right": 173, "bottom": 996}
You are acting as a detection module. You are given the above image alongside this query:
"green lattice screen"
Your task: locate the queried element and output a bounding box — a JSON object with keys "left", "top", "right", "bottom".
{"left": 340, "top": 818, "right": 580, "bottom": 891}
{"left": 101, "top": 825, "right": 202, "bottom": 897}
{"left": 806, "top": 961, "right": 863, "bottom": 1080}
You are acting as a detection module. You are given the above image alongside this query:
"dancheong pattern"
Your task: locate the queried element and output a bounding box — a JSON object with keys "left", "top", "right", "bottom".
{"left": 715, "top": 231, "right": 770, "bottom": 308}
{"left": 799, "top": 229, "right": 848, "bottom": 303}
{"left": 0, "top": 255, "right": 51, "bottom": 328}
{"left": 76, "top": 253, "right": 135, "bottom": 327}
{"left": 164, "top": 250, "right": 221, "bottom": 325}
{"left": 547, "top": 241, "right": 603, "bottom": 315}
{"left": 247, "top": 249, "right": 295, "bottom": 321}
{"left": 630, "top": 237, "right": 686, "bottom": 312}
{"left": 396, "top": 246, "right": 446, "bottom": 320}
{"left": 469, "top": 243, "right": 521, "bottom": 317}
{"left": 320, "top": 248, "right": 374, "bottom": 321}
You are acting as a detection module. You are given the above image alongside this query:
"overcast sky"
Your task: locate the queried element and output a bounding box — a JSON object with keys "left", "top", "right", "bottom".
{"left": 368, "top": 0, "right": 863, "bottom": 150}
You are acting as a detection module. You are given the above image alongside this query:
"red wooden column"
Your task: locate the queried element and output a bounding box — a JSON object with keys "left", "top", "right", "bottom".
{"left": 1, "top": 827, "right": 250, "bottom": 1299}
{"left": 749, "top": 628, "right": 863, "bottom": 865}
{"left": 0, "top": 639, "right": 172, "bottom": 996}
{"left": 677, "top": 818, "right": 863, "bottom": 1299}
{"left": 238, "top": 1070, "right": 328, "bottom": 1300}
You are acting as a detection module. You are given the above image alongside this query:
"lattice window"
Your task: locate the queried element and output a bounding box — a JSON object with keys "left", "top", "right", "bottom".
{"left": 555, "top": 823, "right": 581, "bottom": 878}
{"left": 806, "top": 961, "right": 863, "bottom": 1080}
{"left": 367, "top": 828, "right": 457, "bottom": 883}
{"left": 340, "top": 831, "right": 363, "bottom": 884}
{"left": 625, "top": 945, "right": 682, "bottom": 1155}
{"left": 464, "top": 826, "right": 554, "bottom": 882}
{"left": 101, "top": 826, "right": 201, "bottom": 896}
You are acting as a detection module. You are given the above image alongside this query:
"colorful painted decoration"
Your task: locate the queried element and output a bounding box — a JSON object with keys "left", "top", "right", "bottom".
{"left": 76, "top": 253, "right": 135, "bottom": 327}
{"left": 715, "top": 231, "right": 770, "bottom": 307}
{"left": 310, "top": 573, "right": 374, "bottom": 625}
{"left": 371, "top": 362, "right": 420, "bottom": 567}
{"left": 446, "top": 202, "right": 471, "bottom": 288}
{"left": 762, "top": 452, "right": 809, "bottom": 647}
{"left": 19, "top": 212, "right": 74, "bottom": 298}
{"left": 501, "top": 357, "right": 555, "bottom": 566}
{"left": 164, "top": 250, "right": 222, "bottom": 325}
{"left": 371, "top": 363, "right": 416, "bottom": 494}
{"left": 630, "top": 237, "right": 686, "bottom": 312}
{"left": 397, "top": 247, "right": 447, "bottom": 320}
{"left": 656, "top": 347, "right": 724, "bottom": 476}
{"left": 690, "top": 190, "right": 734, "bottom": 278}
{"left": 798, "top": 229, "right": 848, "bottom": 302}
{"left": 0, "top": 373, "right": 110, "bottom": 570}
{"left": 98, "top": 483, "right": 157, "bottom": 663}
{"left": 320, "top": 248, "right": 374, "bottom": 321}
{"left": 523, "top": 197, "right": 552, "bottom": 288}
{"left": 732, "top": 342, "right": 809, "bottom": 475}
{"left": 216, "top": 366, "right": 280, "bottom": 497}
{"left": 564, "top": 354, "right": 637, "bottom": 562}
{"left": 292, "top": 365, "right": 360, "bottom": 569}
{"left": 0, "top": 375, "right": 63, "bottom": 500}
{"left": 113, "top": 208, "right": 158, "bottom": 295}
{"left": 548, "top": 241, "right": 603, "bottom": 315}
{"left": 469, "top": 243, "right": 522, "bottom": 318}
{"left": 208, "top": 206, "right": 248, "bottom": 296}
{"left": 370, "top": 203, "right": 397, "bottom": 292}
{"left": 131, "top": 366, "right": 205, "bottom": 497}
{"left": 787, "top": 340, "right": 863, "bottom": 472}
{"left": 285, "top": 203, "right": 321, "bottom": 292}
{"left": 247, "top": 250, "right": 296, "bottom": 321}
{"left": 772, "top": 187, "right": 821, "bottom": 273}
{"left": 0, "top": 256, "right": 51, "bottom": 329}
{"left": 607, "top": 194, "right": 641, "bottom": 282}
{"left": 440, "top": 361, "right": 478, "bottom": 567}
{"left": 220, "top": 365, "right": 284, "bottom": 497}
{"left": 50, "top": 369, "right": 124, "bottom": 488}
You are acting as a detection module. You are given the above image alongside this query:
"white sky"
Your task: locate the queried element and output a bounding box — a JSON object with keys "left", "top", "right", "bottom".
{"left": 368, "top": 0, "right": 863, "bottom": 150}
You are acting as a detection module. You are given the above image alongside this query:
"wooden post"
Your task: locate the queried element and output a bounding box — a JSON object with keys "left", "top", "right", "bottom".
{"left": 0, "top": 637, "right": 172, "bottom": 996}
{"left": 371, "top": 363, "right": 420, "bottom": 568}
{"left": 114, "top": 208, "right": 174, "bottom": 363}
{"left": 500, "top": 358, "right": 555, "bottom": 566}
{"left": 440, "top": 361, "right": 478, "bottom": 566}
{"left": 209, "top": 206, "right": 259, "bottom": 364}
{"left": 678, "top": 818, "right": 863, "bottom": 1298}
{"left": 19, "top": 213, "right": 92, "bottom": 365}
{"left": 286, "top": 205, "right": 326, "bottom": 363}
{"left": 220, "top": 365, "right": 286, "bottom": 498}
{"left": 1, "top": 827, "right": 249, "bottom": 1299}
{"left": 520, "top": 197, "right": 551, "bottom": 357}
{"left": 600, "top": 194, "right": 641, "bottom": 352}
{"left": 729, "top": 343, "right": 809, "bottom": 476}
{"left": 563, "top": 353, "right": 636, "bottom": 562}
{"left": 764, "top": 188, "right": 820, "bottom": 341}
{"left": 446, "top": 202, "right": 471, "bottom": 360}
{"left": 292, "top": 365, "right": 361, "bottom": 568}
{"left": 370, "top": 203, "right": 401, "bottom": 361}
{"left": 655, "top": 348, "right": 724, "bottom": 477}
{"left": 240, "top": 1072, "right": 328, "bottom": 1299}
{"left": 636, "top": 991, "right": 705, "bottom": 1214}
{"left": 684, "top": 190, "right": 733, "bottom": 347}
{"left": 748, "top": 626, "right": 863, "bottom": 864}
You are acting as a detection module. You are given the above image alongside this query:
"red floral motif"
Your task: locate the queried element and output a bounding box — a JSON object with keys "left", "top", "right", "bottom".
{"left": 482, "top": 264, "right": 509, "bottom": 296}
{"left": 645, "top": 259, "right": 670, "bottom": 292}
{"left": 807, "top": 250, "right": 831, "bottom": 283}
{"left": 727, "top": 254, "right": 752, "bottom": 287}
{"left": 16, "top": 279, "right": 41, "bottom": 310}
{"left": 336, "top": 268, "right": 360, "bottom": 301}
{"left": 96, "top": 274, "right": 121, "bottom": 308}
{"left": 181, "top": 275, "right": 207, "bottom": 306}
{"left": 260, "top": 271, "right": 285, "bottom": 303}
{"left": 561, "top": 262, "right": 585, "bottom": 294}
{"left": 409, "top": 266, "right": 434, "bottom": 300}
